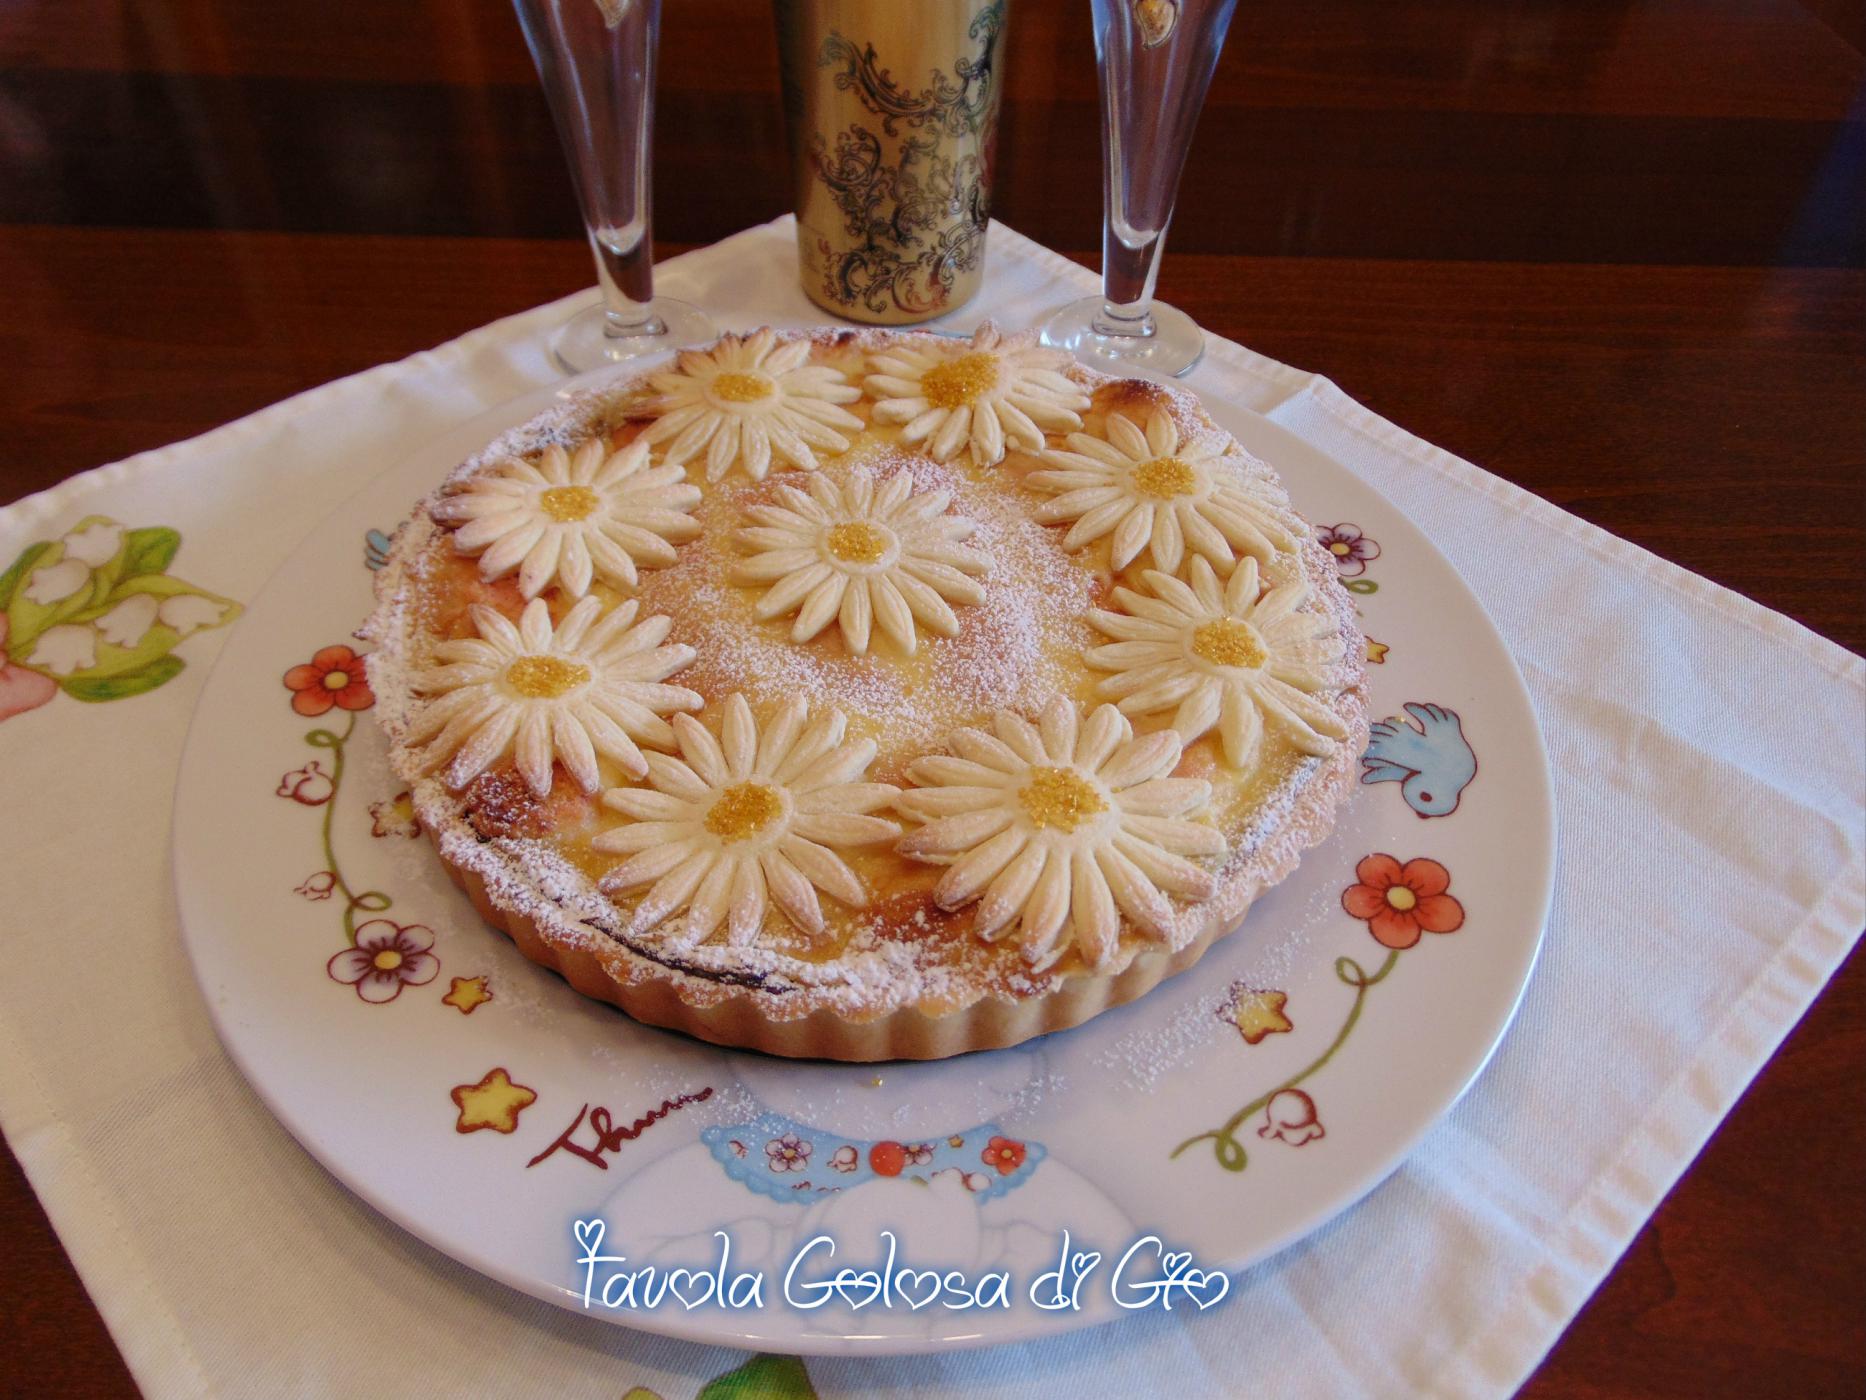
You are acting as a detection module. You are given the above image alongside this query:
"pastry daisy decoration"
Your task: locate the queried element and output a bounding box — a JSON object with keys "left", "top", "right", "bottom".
{"left": 864, "top": 325, "right": 1090, "bottom": 467}
{"left": 1028, "top": 407, "right": 1300, "bottom": 574}
{"left": 406, "top": 596, "right": 700, "bottom": 797}
{"left": 638, "top": 328, "right": 865, "bottom": 482}
{"left": 431, "top": 437, "right": 701, "bottom": 599}
{"left": 731, "top": 470, "right": 991, "bottom": 655}
{"left": 1086, "top": 556, "right": 1350, "bottom": 772}
{"left": 896, "top": 697, "right": 1226, "bottom": 971}
{"left": 594, "top": 694, "right": 901, "bottom": 944}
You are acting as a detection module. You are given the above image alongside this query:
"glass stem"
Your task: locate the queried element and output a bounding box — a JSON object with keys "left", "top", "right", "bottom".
{"left": 591, "top": 0, "right": 660, "bottom": 342}
{"left": 1087, "top": 0, "right": 1239, "bottom": 346}
{"left": 592, "top": 231, "right": 664, "bottom": 338}
{"left": 1096, "top": 59, "right": 1167, "bottom": 341}
{"left": 1091, "top": 3, "right": 1170, "bottom": 343}
{"left": 1094, "top": 226, "right": 1167, "bottom": 340}
{"left": 514, "top": 0, "right": 668, "bottom": 341}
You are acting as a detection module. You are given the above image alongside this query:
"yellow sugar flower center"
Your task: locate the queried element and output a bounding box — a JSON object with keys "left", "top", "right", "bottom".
{"left": 1191, "top": 618, "right": 1268, "bottom": 670}
{"left": 704, "top": 783, "right": 785, "bottom": 841}
{"left": 1385, "top": 885, "right": 1418, "bottom": 912}
{"left": 826, "top": 521, "right": 890, "bottom": 564}
{"left": 539, "top": 485, "right": 600, "bottom": 522}
{"left": 372, "top": 949, "right": 404, "bottom": 971}
{"left": 1132, "top": 456, "right": 1198, "bottom": 498}
{"left": 712, "top": 371, "right": 775, "bottom": 403}
{"left": 1018, "top": 766, "right": 1106, "bottom": 833}
{"left": 1329, "top": 541, "right": 1352, "bottom": 556}
{"left": 503, "top": 654, "right": 591, "bottom": 699}
{"left": 322, "top": 669, "right": 352, "bottom": 691}
{"left": 921, "top": 352, "right": 999, "bottom": 409}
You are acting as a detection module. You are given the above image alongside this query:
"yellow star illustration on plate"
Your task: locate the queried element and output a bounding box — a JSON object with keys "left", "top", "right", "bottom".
{"left": 1225, "top": 986, "right": 1293, "bottom": 1045}
{"left": 442, "top": 975, "right": 493, "bottom": 1015}
{"left": 1365, "top": 638, "right": 1389, "bottom": 664}
{"left": 451, "top": 1067, "right": 536, "bottom": 1134}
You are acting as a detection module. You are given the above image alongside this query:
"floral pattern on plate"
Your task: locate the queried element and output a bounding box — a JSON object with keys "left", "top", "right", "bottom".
{"left": 703, "top": 1113, "right": 1045, "bottom": 1205}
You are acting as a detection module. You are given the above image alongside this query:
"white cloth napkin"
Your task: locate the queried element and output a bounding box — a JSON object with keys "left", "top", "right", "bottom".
{"left": 1, "top": 217, "right": 1859, "bottom": 1400}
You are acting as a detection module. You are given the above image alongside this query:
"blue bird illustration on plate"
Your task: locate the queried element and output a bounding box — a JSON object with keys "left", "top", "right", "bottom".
{"left": 1360, "top": 702, "right": 1476, "bottom": 817}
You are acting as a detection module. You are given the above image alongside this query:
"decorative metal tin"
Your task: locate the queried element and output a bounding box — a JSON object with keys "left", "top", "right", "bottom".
{"left": 775, "top": 0, "right": 1008, "bottom": 324}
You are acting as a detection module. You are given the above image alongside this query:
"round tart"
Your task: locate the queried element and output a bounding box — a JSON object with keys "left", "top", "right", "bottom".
{"left": 363, "top": 325, "right": 1369, "bottom": 1060}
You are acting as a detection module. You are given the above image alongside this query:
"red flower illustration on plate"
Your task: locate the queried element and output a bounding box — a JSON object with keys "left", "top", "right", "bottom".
{"left": 1258, "top": 1089, "right": 1325, "bottom": 1146}
{"left": 869, "top": 1141, "right": 906, "bottom": 1176}
{"left": 283, "top": 644, "right": 373, "bottom": 717}
{"left": 277, "top": 759, "right": 334, "bottom": 806}
{"left": 981, "top": 1136, "right": 1026, "bottom": 1175}
{"left": 1316, "top": 523, "right": 1380, "bottom": 577}
{"left": 295, "top": 870, "right": 336, "bottom": 901}
{"left": 1342, "top": 854, "right": 1465, "bottom": 949}
{"left": 326, "top": 919, "right": 439, "bottom": 1003}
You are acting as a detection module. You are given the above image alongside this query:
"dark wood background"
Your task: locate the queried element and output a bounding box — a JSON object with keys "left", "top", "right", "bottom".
{"left": 2, "top": 0, "right": 1861, "bottom": 1394}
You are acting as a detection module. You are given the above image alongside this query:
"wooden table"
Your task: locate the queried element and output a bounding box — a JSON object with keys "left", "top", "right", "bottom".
{"left": 2, "top": 0, "right": 1860, "bottom": 1393}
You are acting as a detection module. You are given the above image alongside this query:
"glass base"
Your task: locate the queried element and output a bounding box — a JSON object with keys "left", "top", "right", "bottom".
{"left": 551, "top": 298, "right": 717, "bottom": 376}
{"left": 1039, "top": 297, "right": 1205, "bottom": 378}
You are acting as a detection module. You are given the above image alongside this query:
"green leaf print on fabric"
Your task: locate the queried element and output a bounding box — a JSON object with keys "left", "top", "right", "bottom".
{"left": 698, "top": 1354, "right": 817, "bottom": 1400}
{"left": 0, "top": 515, "right": 240, "bottom": 718}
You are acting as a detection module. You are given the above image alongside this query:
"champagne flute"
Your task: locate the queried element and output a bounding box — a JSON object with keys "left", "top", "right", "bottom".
{"left": 1041, "top": 0, "right": 1238, "bottom": 376}
{"left": 514, "top": 0, "right": 715, "bottom": 374}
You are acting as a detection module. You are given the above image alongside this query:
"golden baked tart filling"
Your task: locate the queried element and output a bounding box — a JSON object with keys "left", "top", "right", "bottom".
{"left": 364, "top": 325, "right": 1368, "bottom": 1059}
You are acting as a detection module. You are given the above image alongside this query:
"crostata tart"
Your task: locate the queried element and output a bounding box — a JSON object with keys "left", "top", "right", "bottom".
{"left": 364, "top": 325, "right": 1368, "bottom": 1059}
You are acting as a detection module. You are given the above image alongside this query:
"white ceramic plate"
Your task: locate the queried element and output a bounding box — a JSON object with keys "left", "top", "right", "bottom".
{"left": 174, "top": 364, "right": 1553, "bottom": 1354}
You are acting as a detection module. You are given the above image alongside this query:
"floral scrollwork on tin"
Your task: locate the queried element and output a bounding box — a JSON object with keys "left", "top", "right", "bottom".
{"left": 809, "top": 1, "right": 1006, "bottom": 318}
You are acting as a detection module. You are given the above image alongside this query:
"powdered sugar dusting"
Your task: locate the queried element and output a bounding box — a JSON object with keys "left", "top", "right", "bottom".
{"left": 1086, "top": 864, "right": 1346, "bottom": 1093}
{"left": 633, "top": 440, "right": 1099, "bottom": 762}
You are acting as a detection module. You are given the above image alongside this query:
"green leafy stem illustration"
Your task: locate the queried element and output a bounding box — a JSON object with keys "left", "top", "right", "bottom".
{"left": 303, "top": 710, "right": 393, "bottom": 944}
{"left": 1171, "top": 948, "right": 1400, "bottom": 1172}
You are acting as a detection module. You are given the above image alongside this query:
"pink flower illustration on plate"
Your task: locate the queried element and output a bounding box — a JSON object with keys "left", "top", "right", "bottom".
{"left": 765, "top": 1134, "right": 811, "bottom": 1173}
{"left": 903, "top": 1142, "right": 934, "bottom": 1168}
{"left": 1316, "top": 523, "right": 1380, "bottom": 577}
{"left": 326, "top": 919, "right": 439, "bottom": 1003}
{"left": 829, "top": 1145, "right": 860, "bottom": 1173}
{"left": 295, "top": 870, "right": 336, "bottom": 901}
{"left": 277, "top": 760, "right": 334, "bottom": 806}
{"left": 1257, "top": 1088, "right": 1325, "bottom": 1146}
